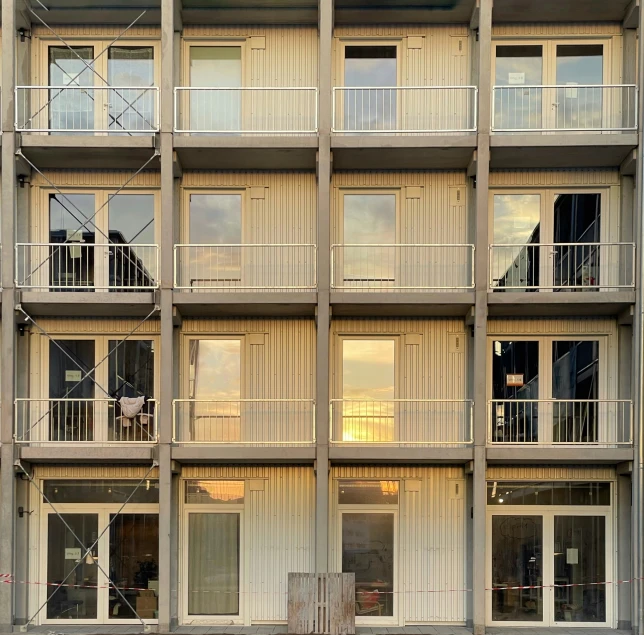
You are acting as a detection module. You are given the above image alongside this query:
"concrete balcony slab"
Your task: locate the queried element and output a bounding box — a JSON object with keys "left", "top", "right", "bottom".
{"left": 19, "top": 135, "right": 160, "bottom": 170}
{"left": 173, "top": 291, "right": 317, "bottom": 317}
{"left": 172, "top": 445, "right": 316, "bottom": 463}
{"left": 331, "top": 292, "right": 475, "bottom": 317}
{"left": 335, "top": 0, "right": 476, "bottom": 24}
{"left": 18, "top": 291, "right": 158, "bottom": 318}
{"left": 173, "top": 136, "right": 318, "bottom": 170}
{"left": 486, "top": 446, "right": 634, "bottom": 464}
{"left": 493, "top": 0, "right": 635, "bottom": 22}
{"left": 182, "top": 1, "right": 318, "bottom": 25}
{"left": 329, "top": 446, "right": 474, "bottom": 463}
{"left": 331, "top": 134, "right": 477, "bottom": 170}
{"left": 26, "top": 0, "right": 161, "bottom": 25}
{"left": 487, "top": 291, "right": 635, "bottom": 319}
{"left": 490, "top": 134, "right": 638, "bottom": 170}
{"left": 18, "top": 445, "right": 156, "bottom": 464}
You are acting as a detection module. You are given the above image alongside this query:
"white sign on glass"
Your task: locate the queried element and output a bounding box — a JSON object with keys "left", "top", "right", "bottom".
{"left": 508, "top": 72, "right": 525, "bottom": 85}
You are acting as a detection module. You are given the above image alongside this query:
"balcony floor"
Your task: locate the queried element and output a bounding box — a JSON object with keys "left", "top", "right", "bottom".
{"left": 331, "top": 292, "right": 475, "bottom": 317}
{"left": 171, "top": 445, "right": 316, "bottom": 463}
{"left": 486, "top": 446, "right": 634, "bottom": 465}
{"left": 18, "top": 445, "right": 157, "bottom": 463}
{"left": 18, "top": 291, "right": 158, "bottom": 318}
{"left": 173, "top": 291, "right": 317, "bottom": 317}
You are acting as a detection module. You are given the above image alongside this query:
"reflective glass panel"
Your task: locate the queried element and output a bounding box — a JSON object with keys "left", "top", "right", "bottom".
{"left": 185, "top": 480, "right": 245, "bottom": 504}
{"left": 487, "top": 482, "right": 611, "bottom": 506}
{"left": 44, "top": 480, "right": 160, "bottom": 504}
{"left": 338, "top": 480, "right": 399, "bottom": 505}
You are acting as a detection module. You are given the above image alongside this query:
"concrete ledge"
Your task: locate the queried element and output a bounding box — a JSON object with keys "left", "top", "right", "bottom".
{"left": 173, "top": 291, "right": 317, "bottom": 317}
{"left": 487, "top": 291, "right": 635, "bottom": 318}
{"left": 19, "top": 135, "right": 160, "bottom": 170}
{"left": 172, "top": 445, "right": 316, "bottom": 463}
{"left": 490, "top": 133, "right": 638, "bottom": 169}
{"left": 18, "top": 445, "right": 156, "bottom": 463}
{"left": 18, "top": 291, "right": 158, "bottom": 317}
{"left": 331, "top": 292, "right": 475, "bottom": 317}
{"left": 173, "top": 136, "right": 318, "bottom": 169}
{"left": 331, "top": 134, "right": 476, "bottom": 169}
{"left": 486, "top": 446, "right": 634, "bottom": 464}
{"left": 329, "top": 446, "right": 474, "bottom": 463}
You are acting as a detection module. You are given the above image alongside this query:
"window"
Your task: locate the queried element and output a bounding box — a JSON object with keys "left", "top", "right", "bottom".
{"left": 338, "top": 480, "right": 399, "bottom": 505}
{"left": 185, "top": 480, "right": 245, "bottom": 505}
{"left": 487, "top": 481, "right": 611, "bottom": 506}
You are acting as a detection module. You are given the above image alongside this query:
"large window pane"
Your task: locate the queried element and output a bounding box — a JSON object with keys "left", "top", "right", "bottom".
{"left": 338, "top": 480, "right": 399, "bottom": 505}
{"left": 342, "top": 339, "right": 395, "bottom": 442}
{"left": 186, "top": 480, "right": 245, "bottom": 504}
{"left": 44, "top": 479, "right": 160, "bottom": 504}
{"left": 491, "top": 340, "right": 540, "bottom": 443}
{"left": 491, "top": 515, "right": 543, "bottom": 622}
{"left": 188, "top": 513, "right": 240, "bottom": 615}
{"left": 487, "top": 481, "right": 611, "bottom": 506}
{"left": 342, "top": 513, "right": 395, "bottom": 617}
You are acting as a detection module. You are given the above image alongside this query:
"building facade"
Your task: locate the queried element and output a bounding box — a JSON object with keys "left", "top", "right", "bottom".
{"left": 0, "top": 0, "right": 642, "bottom": 633}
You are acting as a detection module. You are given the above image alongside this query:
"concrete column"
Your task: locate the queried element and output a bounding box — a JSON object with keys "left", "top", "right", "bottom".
{"left": 472, "top": 0, "right": 492, "bottom": 632}
{"left": 158, "top": 0, "right": 176, "bottom": 629}
{"left": 617, "top": 470, "right": 632, "bottom": 630}
{"left": 315, "top": 0, "right": 333, "bottom": 573}
{"left": 0, "top": 0, "right": 18, "bottom": 629}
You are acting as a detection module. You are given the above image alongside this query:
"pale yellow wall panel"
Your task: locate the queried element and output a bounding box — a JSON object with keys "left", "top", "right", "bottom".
{"left": 492, "top": 23, "right": 622, "bottom": 36}
{"left": 33, "top": 466, "right": 160, "bottom": 478}
{"left": 489, "top": 169, "right": 620, "bottom": 187}
{"left": 33, "top": 318, "right": 161, "bottom": 334}
{"left": 32, "top": 26, "right": 161, "bottom": 37}
{"left": 487, "top": 317, "right": 617, "bottom": 335}
{"left": 486, "top": 465, "right": 616, "bottom": 480}
{"left": 32, "top": 171, "right": 161, "bottom": 188}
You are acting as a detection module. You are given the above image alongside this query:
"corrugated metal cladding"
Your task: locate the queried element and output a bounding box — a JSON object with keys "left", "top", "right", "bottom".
{"left": 492, "top": 23, "right": 622, "bottom": 36}
{"left": 28, "top": 318, "right": 161, "bottom": 335}
{"left": 486, "top": 466, "right": 616, "bottom": 480}
{"left": 333, "top": 26, "right": 470, "bottom": 86}
{"left": 330, "top": 466, "right": 466, "bottom": 624}
{"left": 31, "top": 171, "right": 160, "bottom": 188}
{"left": 489, "top": 169, "right": 620, "bottom": 187}
{"left": 181, "top": 172, "right": 317, "bottom": 244}
{"left": 32, "top": 26, "right": 160, "bottom": 37}
{"left": 183, "top": 466, "right": 315, "bottom": 622}
{"left": 332, "top": 172, "right": 469, "bottom": 246}
{"left": 487, "top": 317, "right": 618, "bottom": 335}
{"left": 181, "top": 319, "right": 315, "bottom": 400}
{"left": 182, "top": 27, "right": 318, "bottom": 87}
{"left": 331, "top": 318, "right": 467, "bottom": 400}
{"left": 33, "top": 466, "right": 160, "bottom": 478}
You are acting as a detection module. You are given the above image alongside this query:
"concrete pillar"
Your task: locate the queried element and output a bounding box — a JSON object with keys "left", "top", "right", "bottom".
{"left": 617, "top": 470, "right": 632, "bottom": 630}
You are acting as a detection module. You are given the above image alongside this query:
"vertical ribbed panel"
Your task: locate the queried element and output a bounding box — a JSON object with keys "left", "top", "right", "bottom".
{"left": 487, "top": 317, "right": 617, "bottom": 335}
{"left": 33, "top": 466, "right": 159, "bottom": 477}
{"left": 30, "top": 318, "right": 161, "bottom": 334}
{"left": 332, "top": 26, "right": 470, "bottom": 86}
{"left": 182, "top": 466, "right": 315, "bottom": 622}
{"left": 181, "top": 319, "right": 316, "bottom": 400}
{"left": 489, "top": 169, "right": 620, "bottom": 187}
{"left": 182, "top": 27, "right": 318, "bottom": 87}
{"left": 332, "top": 172, "right": 469, "bottom": 246}
{"left": 486, "top": 465, "right": 616, "bottom": 480}
{"left": 331, "top": 319, "right": 467, "bottom": 400}
{"left": 31, "top": 171, "right": 161, "bottom": 187}
{"left": 181, "top": 172, "right": 317, "bottom": 244}
{"left": 492, "top": 24, "right": 622, "bottom": 36}
{"left": 329, "top": 466, "right": 466, "bottom": 623}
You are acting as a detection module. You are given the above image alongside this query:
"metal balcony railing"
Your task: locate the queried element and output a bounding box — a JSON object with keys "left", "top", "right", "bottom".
{"left": 16, "top": 86, "right": 160, "bottom": 133}
{"left": 489, "top": 242, "right": 635, "bottom": 291}
{"left": 492, "top": 84, "right": 638, "bottom": 132}
{"left": 16, "top": 243, "right": 159, "bottom": 290}
{"left": 332, "top": 86, "right": 478, "bottom": 133}
{"left": 172, "top": 399, "right": 316, "bottom": 445}
{"left": 331, "top": 244, "right": 475, "bottom": 291}
{"left": 488, "top": 399, "right": 633, "bottom": 445}
{"left": 330, "top": 399, "right": 473, "bottom": 446}
{"left": 15, "top": 398, "right": 158, "bottom": 443}
{"left": 174, "top": 87, "right": 318, "bottom": 134}
{"left": 174, "top": 244, "right": 317, "bottom": 291}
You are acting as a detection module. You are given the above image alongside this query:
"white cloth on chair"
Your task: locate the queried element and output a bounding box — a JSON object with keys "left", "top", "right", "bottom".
{"left": 119, "top": 396, "right": 145, "bottom": 427}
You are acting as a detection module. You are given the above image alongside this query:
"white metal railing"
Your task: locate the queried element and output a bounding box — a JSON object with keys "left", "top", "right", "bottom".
{"left": 330, "top": 399, "right": 473, "bottom": 445}
{"left": 174, "top": 244, "right": 317, "bottom": 291}
{"left": 16, "top": 243, "right": 159, "bottom": 290}
{"left": 15, "top": 398, "right": 158, "bottom": 443}
{"left": 172, "top": 399, "right": 315, "bottom": 444}
{"left": 174, "top": 87, "right": 318, "bottom": 134}
{"left": 492, "top": 84, "right": 638, "bottom": 132}
{"left": 332, "top": 86, "right": 478, "bottom": 133}
{"left": 331, "top": 244, "right": 475, "bottom": 291}
{"left": 16, "top": 86, "right": 160, "bottom": 133}
{"left": 489, "top": 242, "right": 635, "bottom": 291}
{"left": 488, "top": 399, "right": 632, "bottom": 445}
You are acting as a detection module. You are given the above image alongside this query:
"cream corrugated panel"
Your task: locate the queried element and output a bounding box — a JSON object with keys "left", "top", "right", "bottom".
{"left": 332, "top": 26, "right": 470, "bottom": 86}
{"left": 487, "top": 318, "right": 617, "bottom": 335}
{"left": 33, "top": 466, "right": 159, "bottom": 478}
{"left": 492, "top": 24, "right": 622, "bottom": 36}
{"left": 329, "top": 466, "right": 466, "bottom": 624}
{"left": 183, "top": 26, "right": 318, "bottom": 86}
{"left": 182, "top": 172, "right": 317, "bottom": 244}
{"left": 182, "top": 466, "right": 315, "bottom": 622}
{"left": 489, "top": 169, "right": 620, "bottom": 187}
{"left": 32, "top": 26, "right": 161, "bottom": 37}
{"left": 486, "top": 466, "right": 616, "bottom": 480}
{"left": 32, "top": 318, "right": 161, "bottom": 334}
{"left": 331, "top": 318, "right": 467, "bottom": 399}
{"left": 181, "top": 318, "right": 316, "bottom": 400}
{"left": 31, "top": 171, "right": 161, "bottom": 188}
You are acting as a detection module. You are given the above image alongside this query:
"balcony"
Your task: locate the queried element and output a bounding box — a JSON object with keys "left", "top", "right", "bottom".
{"left": 330, "top": 399, "right": 473, "bottom": 447}
{"left": 15, "top": 398, "right": 158, "bottom": 444}
{"left": 16, "top": 242, "right": 159, "bottom": 291}
{"left": 174, "top": 244, "right": 317, "bottom": 292}
{"left": 331, "top": 244, "right": 474, "bottom": 292}
{"left": 488, "top": 399, "right": 632, "bottom": 447}
{"left": 172, "top": 399, "right": 316, "bottom": 446}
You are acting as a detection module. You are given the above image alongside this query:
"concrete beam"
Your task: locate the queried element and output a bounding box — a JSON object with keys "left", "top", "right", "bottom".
{"left": 621, "top": 149, "right": 637, "bottom": 176}
{"left": 487, "top": 447, "right": 635, "bottom": 464}
{"left": 470, "top": 0, "right": 480, "bottom": 30}
{"left": 624, "top": 0, "right": 640, "bottom": 28}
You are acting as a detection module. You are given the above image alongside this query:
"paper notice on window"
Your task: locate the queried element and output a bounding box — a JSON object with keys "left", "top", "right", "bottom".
{"left": 65, "top": 548, "right": 81, "bottom": 560}
{"left": 508, "top": 72, "right": 525, "bottom": 85}
{"left": 506, "top": 373, "right": 524, "bottom": 387}
{"left": 565, "top": 82, "right": 578, "bottom": 99}
{"left": 566, "top": 548, "right": 579, "bottom": 565}
{"left": 65, "top": 370, "right": 82, "bottom": 382}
